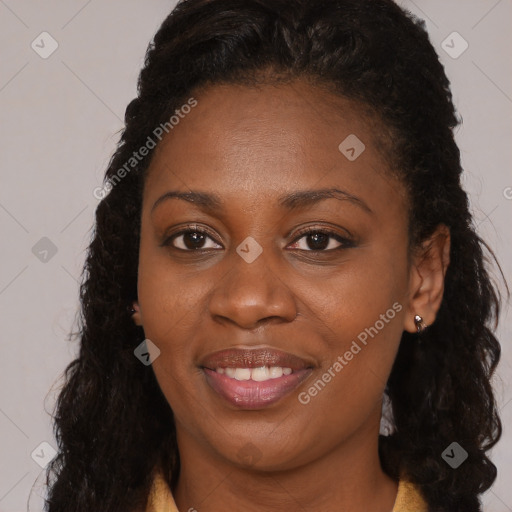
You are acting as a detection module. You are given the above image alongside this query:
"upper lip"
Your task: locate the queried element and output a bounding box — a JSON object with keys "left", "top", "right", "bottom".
{"left": 200, "top": 347, "right": 313, "bottom": 371}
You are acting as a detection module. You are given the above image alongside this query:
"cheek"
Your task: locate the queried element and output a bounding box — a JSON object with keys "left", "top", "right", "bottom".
{"left": 303, "top": 244, "right": 409, "bottom": 346}
{"left": 136, "top": 240, "right": 206, "bottom": 394}
{"left": 137, "top": 231, "right": 208, "bottom": 333}
{"left": 292, "top": 245, "right": 408, "bottom": 415}
{"left": 137, "top": 261, "right": 207, "bottom": 418}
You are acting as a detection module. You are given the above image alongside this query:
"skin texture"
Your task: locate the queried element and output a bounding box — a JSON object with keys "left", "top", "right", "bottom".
{"left": 132, "top": 80, "right": 450, "bottom": 512}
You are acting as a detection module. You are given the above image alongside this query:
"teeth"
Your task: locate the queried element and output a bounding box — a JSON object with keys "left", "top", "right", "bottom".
{"left": 216, "top": 366, "right": 293, "bottom": 381}
{"left": 269, "top": 366, "right": 283, "bottom": 378}
{"left": 225, "top": 367, "right": 236, "bottom": 378}
{"left": 234, "top": 368, "right": 251, "bottom": 381}
{"left": 251, "top": 366, "right": 270, "bottom": 382}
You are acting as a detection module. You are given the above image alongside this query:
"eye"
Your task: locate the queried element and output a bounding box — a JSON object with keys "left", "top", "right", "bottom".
{"left": 288, "top": 228, "right": 355, "bottom": 252}
{"left": 162, "top": 226, "right": 222, "bottom": 251}
{"left": 162, "top": 225, "right": 355, "bottom": 252}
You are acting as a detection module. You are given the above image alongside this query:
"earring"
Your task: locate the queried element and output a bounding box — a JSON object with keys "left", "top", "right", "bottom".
{"left": 414, "top": 314, "right": 426, "bottom": 334}
{"left": 128, "top": 302, "right": 140, "bottom": 315}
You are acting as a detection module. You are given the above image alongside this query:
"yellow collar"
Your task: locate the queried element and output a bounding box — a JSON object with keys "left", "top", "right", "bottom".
{"left": 146, "top": 467, "right": 428, "bottom": 512}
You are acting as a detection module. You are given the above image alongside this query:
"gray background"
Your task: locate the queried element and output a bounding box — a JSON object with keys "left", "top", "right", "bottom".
{"left": 0, "top": 1, "right": 510, "bottom": 510}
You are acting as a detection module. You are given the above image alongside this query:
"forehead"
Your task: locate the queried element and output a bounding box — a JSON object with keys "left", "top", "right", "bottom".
{"left": 143, "top": 80, "right": 406, "bottom": 217}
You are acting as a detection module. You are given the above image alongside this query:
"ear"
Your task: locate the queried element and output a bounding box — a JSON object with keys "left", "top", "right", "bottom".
{"left": 404, "top": 224, "right": 451, "bottom": 333}
{"left": 131, "top": 301, "right": 143, "bottom": 326}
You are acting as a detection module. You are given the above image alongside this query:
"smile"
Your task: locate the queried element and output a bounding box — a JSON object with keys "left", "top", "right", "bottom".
{"left": 215, "top": 366, "right": 292, "bottom": 380}
{"left": 203, "top": 367, "right": 312, "bottom": 409}
{"left": 200, "top": 348, "right": 313, "bottom": 409}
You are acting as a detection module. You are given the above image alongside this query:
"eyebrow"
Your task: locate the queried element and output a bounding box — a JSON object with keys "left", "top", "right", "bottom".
{"left": 151, "top": 187, "right": 373, "bottom": 215}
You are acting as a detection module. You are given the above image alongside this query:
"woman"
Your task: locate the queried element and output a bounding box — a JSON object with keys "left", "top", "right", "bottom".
{"left": 45, "top": 0, "right": 505, "bottom": 511}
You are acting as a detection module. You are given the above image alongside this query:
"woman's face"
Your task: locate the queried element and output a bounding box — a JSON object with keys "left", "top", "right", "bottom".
{"left": 136, "top": 80, "right": 418, "bottom": 470}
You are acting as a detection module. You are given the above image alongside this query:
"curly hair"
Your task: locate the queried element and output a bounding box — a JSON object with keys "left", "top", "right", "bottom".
{"left": 45, "top": 0, "right": 505, "bottom": 511}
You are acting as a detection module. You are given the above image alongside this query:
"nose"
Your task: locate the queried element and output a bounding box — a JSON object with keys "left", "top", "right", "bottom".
{"left": 208, "top": 242, "right": 298, "bottom": 329}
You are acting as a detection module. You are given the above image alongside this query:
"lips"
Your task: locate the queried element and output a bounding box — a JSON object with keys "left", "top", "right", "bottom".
{"left": 199, "top": 347, "right": 314, "bottom": 410}
{"left": 200, "top": 348, "right": 311, "bottom": 372}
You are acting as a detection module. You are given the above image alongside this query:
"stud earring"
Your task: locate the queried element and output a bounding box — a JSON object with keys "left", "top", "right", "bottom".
{"left": 414, "top": 314, "right": 426, "bottom": 334}
{"left": 128, "top": 302, "right": 139, "bottom": 315}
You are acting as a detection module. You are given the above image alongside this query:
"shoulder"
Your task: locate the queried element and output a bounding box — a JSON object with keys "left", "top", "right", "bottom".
{"left": 392, "top": 479, "right": 429, "bottom": 512}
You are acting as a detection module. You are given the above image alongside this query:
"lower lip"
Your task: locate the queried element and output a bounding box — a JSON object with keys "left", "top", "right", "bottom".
{"left": 203, "top": 368, "right": 312, "bottom": 409}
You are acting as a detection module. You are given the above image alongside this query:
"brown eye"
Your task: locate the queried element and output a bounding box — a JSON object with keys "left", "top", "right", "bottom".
{"left": 288, "top": 229, "right": 355, "bottom": 252}
{"left": 163, "top": 228, "right": 222, "bottom": 251}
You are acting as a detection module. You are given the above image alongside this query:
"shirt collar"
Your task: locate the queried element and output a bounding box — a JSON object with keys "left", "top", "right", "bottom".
{"left": 146, "top": 466, "right": 428, "bottom": 512}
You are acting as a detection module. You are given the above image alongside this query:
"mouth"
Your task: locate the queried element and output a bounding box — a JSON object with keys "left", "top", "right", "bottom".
{"left": 200, "top": 347, "right": 314, "bottom": 410}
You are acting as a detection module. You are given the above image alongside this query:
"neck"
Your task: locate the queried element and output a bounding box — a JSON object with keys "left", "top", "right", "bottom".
{"left": 173, "top": 421, "right": 398, "bottom": 512}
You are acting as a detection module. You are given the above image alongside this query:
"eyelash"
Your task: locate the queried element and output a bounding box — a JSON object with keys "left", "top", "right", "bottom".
{"left": 161, "top": 224, "right": 355, "bottom": 253}
{"left": 292, "top": 226, "right": 355, "bottom": 251}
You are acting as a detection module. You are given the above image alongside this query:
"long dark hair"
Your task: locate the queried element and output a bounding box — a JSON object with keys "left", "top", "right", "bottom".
{"left": 45, "top": 1, "right": 505, "bottom": 510}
